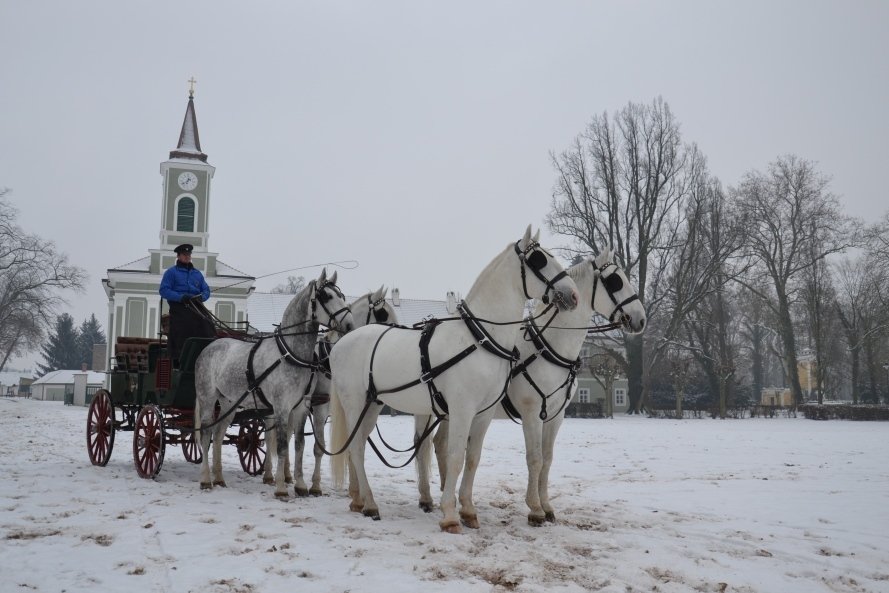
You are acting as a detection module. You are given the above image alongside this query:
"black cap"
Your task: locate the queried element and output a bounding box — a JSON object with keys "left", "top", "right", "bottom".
{"left": 174, "top": 244, "right": 194, "bottom": 255}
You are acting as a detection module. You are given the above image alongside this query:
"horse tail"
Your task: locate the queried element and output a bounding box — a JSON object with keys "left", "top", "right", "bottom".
{"left": 329, "top": 381, "right": 347, "bottom": 490}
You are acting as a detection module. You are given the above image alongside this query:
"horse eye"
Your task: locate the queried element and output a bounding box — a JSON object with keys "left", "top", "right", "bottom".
{"left": 526, "top": 250, "right": 547, "bottom": 271}
{"left": 374, "top": 309, "right": 389, "bottom": 322}
{"left": 602, "top": 273, "right": 623, "bottom": 293}
{"left": 317, "top": 289, "right": 331, "bottom": 303}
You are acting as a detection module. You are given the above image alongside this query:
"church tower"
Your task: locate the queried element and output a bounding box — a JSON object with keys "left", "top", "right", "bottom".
{"left": 102, "top": 83, "right": 255, "bottom": 359}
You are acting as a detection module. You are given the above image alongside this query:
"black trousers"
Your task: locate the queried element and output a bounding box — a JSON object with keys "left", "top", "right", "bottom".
{"left": 168, "top": 301, "right": 215, "bottom": 361}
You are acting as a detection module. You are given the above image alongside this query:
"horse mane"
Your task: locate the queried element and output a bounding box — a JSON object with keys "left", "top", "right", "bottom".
{"left": 281, "top": 280, "right": 317, "bottom": 332}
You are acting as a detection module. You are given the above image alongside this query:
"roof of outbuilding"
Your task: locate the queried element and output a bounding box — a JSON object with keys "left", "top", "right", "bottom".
{"left": 31, "top": 370, "right": 106, "bottom": 386}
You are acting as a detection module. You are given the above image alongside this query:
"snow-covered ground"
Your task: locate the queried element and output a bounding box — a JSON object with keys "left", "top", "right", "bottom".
{"left": 2, "top": 398, "right": 887, "bottom": 593}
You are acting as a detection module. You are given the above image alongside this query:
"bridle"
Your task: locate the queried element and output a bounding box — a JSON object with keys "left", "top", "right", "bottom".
{"left": 312, "top": 280, "right": 352, "bottom": 332}
{"left": 591, "top": 259, "right": 639, "bottom": 324}
{"left": 514, "top": 241, "right": 569, "bottom": 306}
{"left": 365, "top": 294, "right": 390, "bottom": 325}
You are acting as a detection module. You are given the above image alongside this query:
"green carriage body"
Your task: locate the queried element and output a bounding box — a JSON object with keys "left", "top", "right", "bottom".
{"left": 107, "top": 337, "right": 214, "bottom": 408}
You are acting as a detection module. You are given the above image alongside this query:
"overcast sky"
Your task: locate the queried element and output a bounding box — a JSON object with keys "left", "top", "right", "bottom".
{"left": 1, "top": 1, "right": 887, "bottom": 370}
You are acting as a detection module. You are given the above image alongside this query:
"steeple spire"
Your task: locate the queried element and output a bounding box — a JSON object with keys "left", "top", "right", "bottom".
{"left": 169, "top": 78, "right": 208, "bottom": 162}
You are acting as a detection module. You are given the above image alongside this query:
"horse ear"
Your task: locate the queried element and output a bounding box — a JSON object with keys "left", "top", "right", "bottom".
{"left": 380, "top": 285, "right": 389, "bottom": 299}
{"left": 329, "top": 270, "right": 338, "bottom": 285}
{"left": 318, "top": 268, "right": 328, "bottom": 283}
{"left": 532, "top": 228, "right": 541, "bottom": 243}
{"left": 520, "top": 224, "right": 533, "bottom": 249}
{"left": 594, "top": 250, "right": 609, "bottom": 269}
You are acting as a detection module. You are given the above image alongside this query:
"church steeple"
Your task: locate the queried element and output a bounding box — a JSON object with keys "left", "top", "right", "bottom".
{"left": 169, "top": 78, "right": 207, "bottom": 162}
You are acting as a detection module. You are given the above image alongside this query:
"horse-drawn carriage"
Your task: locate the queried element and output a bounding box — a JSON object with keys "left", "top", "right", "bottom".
{"left": 85, "top": 328, "right": 268, "bottom": 479}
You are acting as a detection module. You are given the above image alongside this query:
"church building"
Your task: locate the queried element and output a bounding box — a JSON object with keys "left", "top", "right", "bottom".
{"left": 101, "top": 88, "right": 255, "bottom": 361}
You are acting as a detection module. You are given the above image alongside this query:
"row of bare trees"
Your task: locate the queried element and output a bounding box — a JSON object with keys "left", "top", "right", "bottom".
{"left": 0, "top": 189, "right": 86, "bottom": 371}
{"left": 547, "top": 98, "right": 886, "bottom": 415}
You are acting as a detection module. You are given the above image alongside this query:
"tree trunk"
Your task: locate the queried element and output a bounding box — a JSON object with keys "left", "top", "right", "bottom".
{"left": 626, "top": 334, "right": 645, "bottom": 414}
{"left": 850, "top": 346, "right": 861, "bottom": 404}
{"left": 777, "top": 305, "right": 804, "bottom": 409}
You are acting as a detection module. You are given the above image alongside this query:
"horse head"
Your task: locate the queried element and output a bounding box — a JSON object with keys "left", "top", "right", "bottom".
{"left": 590, "top": 249, "right": 645, "bottom": 334}
{"left": 311, "top": 268, "right": 355, "bottom": 333}
{"left": 516, "top": 225, "right": 579, "bottom": 312}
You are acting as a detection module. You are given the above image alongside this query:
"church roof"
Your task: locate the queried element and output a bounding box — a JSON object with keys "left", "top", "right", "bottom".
{"left": 246, "top": 292, "right": 452, "bottom": 334}
{"left": 169, "top": 93, "right": 208, "bottom": 162}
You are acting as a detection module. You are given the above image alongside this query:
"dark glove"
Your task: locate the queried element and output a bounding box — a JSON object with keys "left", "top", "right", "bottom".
{"left": 182, "top": 294, "right": 197, "bottom": 303}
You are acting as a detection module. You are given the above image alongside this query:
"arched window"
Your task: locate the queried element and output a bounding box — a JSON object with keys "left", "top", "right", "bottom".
{"left": 176, "top": 197, "right": 195, "bottom": 232}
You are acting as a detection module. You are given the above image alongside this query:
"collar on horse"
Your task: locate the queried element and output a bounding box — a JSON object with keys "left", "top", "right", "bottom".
{"left": 504, "top": 312, "right": 581, "bottom": 422}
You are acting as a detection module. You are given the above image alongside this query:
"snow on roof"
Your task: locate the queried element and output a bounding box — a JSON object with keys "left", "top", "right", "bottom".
{"left": 247, "top": 292, "right": 453, "bottom": 333}
{"left": 106, "top": 256, "right": 251, "bottom": 279}
{"left": 31, "top": 370, "right": 105, "bottom": 386}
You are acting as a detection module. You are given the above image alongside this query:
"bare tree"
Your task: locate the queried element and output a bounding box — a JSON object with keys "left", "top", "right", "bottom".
{"left": 734, "top": 156, "right": 858, "bottom": 408}
{"left": 0, "top": 191, "right": 86, "bottom": 370}
{"left": 547, "top": 97, "right": 694, "bottom": 413}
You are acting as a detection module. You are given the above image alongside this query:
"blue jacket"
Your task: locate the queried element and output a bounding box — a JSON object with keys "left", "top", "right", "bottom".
{"left": 159, "top": 262, "right": 211, "bottom": 303}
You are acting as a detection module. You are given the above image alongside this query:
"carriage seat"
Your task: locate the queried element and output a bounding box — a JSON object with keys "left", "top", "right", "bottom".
{"left": 115, "top": 337, "right": 164, "bottom": 373}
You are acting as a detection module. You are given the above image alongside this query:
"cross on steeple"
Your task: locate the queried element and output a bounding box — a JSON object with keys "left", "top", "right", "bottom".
{"left": 188, "top": 76, "right": 197, "bottom": 98}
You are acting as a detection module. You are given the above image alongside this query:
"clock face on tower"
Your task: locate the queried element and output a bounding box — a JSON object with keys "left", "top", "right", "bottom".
{"left": 178, "top": 171, "right": 198, "bottom": 191}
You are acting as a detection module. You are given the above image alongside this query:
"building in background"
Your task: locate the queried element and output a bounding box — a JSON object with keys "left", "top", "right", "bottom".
{"left": 101, "top": 89, "right": 254, "bottom": 368}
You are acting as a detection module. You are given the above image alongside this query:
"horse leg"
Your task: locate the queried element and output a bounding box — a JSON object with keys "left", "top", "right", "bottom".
{"left": 211, "top": 416, "right": 227, "bottom": 487}
{"left": 456, "top": 411, "right": 495, "bottom": 530}
{"left": 432, "top": 418, "right": 449, "bottom": 490}
{"left": 414, "top": 415, "right": 435, "bottom": 513}
{"left": 539, "top": 413, "right": 564, "bottom": 523}
{"left": 291, "top": 408, "right": 309, "bottom": 497}
{"left": 273, "top": 410, "right": 291, "bottom": 498}
{"left": 439, "top": 416, "right": 471, "bottom": 534}
{"left": 197, "top": 401, "right": 213, "bottom": 490}
{"left": 521, "top": 415, "right": 546, "bottom": 526}
{"left": 309, "top": 402, "right": 329, "bottom": 496}
{"left": 262, "top": 425, "right": 276, "bottom": 485}
{"left": 345, "top": 408, "right": 382, "bottom": 519}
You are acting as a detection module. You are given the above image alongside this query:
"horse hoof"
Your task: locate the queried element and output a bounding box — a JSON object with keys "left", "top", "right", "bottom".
{"left": 200, "top": 482, "right": 212, "bottom": 490}
{"left": 528, "top": 514, "right": 546, "bottom": 527}
{"left": 363, "top": 509, "right": 381, "bottom": 521}
{"left": 274, "top": 491, "right": 289, "bottom": 500}
{"left": 349, "top": 502, "right": 364, "bottom": 513}
{"left": 544, "top": 511, "right": 556, "bottom": 523}
{"left": 262, "top": 476, "right": 275, "bottom": 485}
{"left": 285, "top": 477, "right": 293, "bottom": 485}
{"left": 213, "top": 480, "right": 227, "bottom": 488}
{"left": 419, "top": 501, "right": 434, "bottom": 513}
{"left": 309, "top": 488, "right": 322, "bottom": 497}
{"left": 460, "top": 513, "right": 480, "bottom": 529}
{"left": 294, "top": 487, "right": 309, "bottom": 497}
{"left": 440, "top": 521, "right": 462, "bottom": 534}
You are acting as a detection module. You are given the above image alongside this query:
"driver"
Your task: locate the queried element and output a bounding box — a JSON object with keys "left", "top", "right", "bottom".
{"left": 159, "top": 243, "right": 214, "bottom": 363}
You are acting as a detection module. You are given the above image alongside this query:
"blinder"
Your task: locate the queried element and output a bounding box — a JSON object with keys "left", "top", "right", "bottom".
{"left": 514, "top": 241, "right": 568, "bottom": 305}
{"left": 591, "top": 260, "right": 639, "bottom": 324}
{"left": 313, "top": 280, "right": 351, "bottom": 330}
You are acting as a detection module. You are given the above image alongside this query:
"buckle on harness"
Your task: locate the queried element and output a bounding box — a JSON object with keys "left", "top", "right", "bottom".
{"left": 421, "top": 371, "right": 434, "bottom": 384}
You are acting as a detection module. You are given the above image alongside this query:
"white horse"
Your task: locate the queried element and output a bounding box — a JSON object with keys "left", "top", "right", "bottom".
{"left": 195, "top": 269, "right": 354, "bottom": 498}
{"left": 416, "top": 249, "right": 646, "bottom": 524}
{"left": 329, "top": 226, "right": 579, "bottom": 533}
{"left": 266, "top": 287, "right": 399, "bottom": 497}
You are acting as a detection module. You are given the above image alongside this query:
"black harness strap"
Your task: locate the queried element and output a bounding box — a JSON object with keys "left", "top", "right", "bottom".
{"left": 506, "top": 315, "right": 581, "bottom": 422}
{"left": 245, "top": 339, "right": 279, "bottom": 411}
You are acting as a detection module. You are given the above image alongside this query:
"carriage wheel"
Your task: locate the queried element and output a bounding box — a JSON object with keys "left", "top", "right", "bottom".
{"left": 181, "top": 429, "right": 202, "bottom": 464}
{"left": 86, "top": 389, "right": 115, "bottom": 466}
{"left": 133, "top": 405, "right": 166, "bottom": 479}
{"left": 237, "top": 417, "right": 267, "bottom": 476}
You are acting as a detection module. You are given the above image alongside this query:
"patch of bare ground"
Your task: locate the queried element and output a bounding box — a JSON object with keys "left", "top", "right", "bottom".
{"left": 5, "top": 528, "right": 62, "bottom": 540}
{"left": 81, "top": 533, "right": 114, "bottom": 546}
{"left": 467, "top": 566, "right": 520, "bottom": 591}
{"left": 208, "top": 578, "right": 256, "bottom": 593}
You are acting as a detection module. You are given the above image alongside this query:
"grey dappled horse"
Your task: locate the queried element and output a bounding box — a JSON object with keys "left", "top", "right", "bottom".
{"left": 195, "top": 269, "right": 354, "bottom": 498}
{"left": 265, "top": 287, "right": 399, "bottom": 497}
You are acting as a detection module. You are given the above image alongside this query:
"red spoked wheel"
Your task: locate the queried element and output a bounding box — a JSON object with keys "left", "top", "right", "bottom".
{"left": 86, "top": 389, "right": 115, "bottom": 466}
{"left": 237, "top": 417, "right": 267, "bottom": 476}
{"left": 133, "top": 405, "right": 166, "bottom": 479}
{"left": 181, "top": 429, "right": 202, "bottom": 464}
